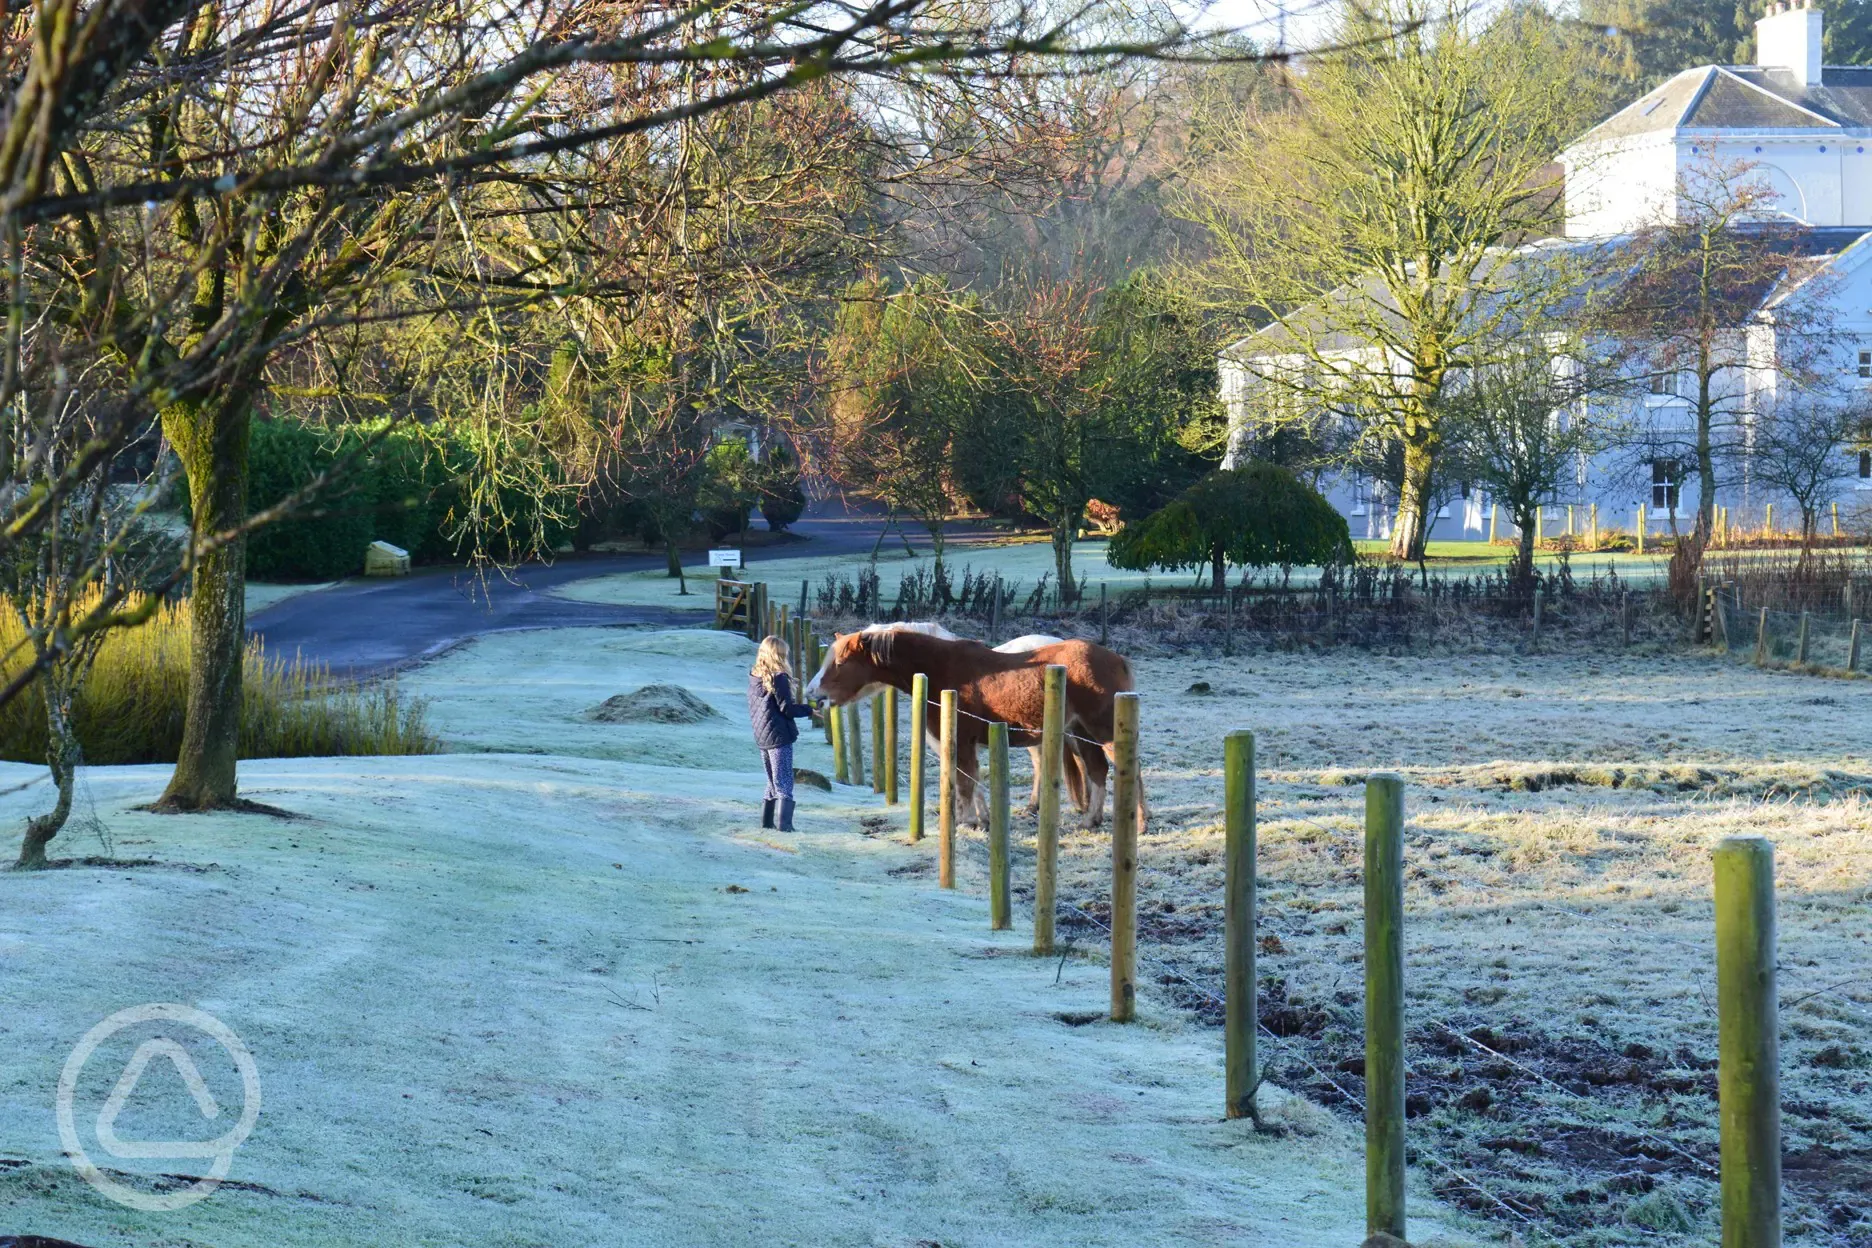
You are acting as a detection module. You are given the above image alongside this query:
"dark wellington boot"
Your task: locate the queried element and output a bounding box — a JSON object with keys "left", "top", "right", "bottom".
{"left": 761, "top": 799, "right": 777, "bottom": 829}
{"left": 778, "top": 799, "right": 796, "bottom": 832}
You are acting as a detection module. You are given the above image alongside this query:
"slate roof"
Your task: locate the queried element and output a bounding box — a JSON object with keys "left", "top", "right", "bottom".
{"left": 1220, "top": 228, "right": 1872, "bottom": 360}
{"left": 1572, "top": 64, "right": 1872, "bottom": 148}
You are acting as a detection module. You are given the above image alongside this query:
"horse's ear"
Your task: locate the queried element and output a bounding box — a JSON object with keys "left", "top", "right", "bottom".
{"left": 833, "top": 632, "right": 863, "bottom": 661}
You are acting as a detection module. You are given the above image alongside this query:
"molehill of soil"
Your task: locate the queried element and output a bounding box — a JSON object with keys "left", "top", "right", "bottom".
{"left": 589, "top": 684, "right": 720, "bottom": 725}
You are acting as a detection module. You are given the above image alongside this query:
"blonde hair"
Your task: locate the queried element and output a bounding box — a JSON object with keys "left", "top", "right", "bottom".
{"left": 752, "top": 635, "right": 791, "bottom": 697}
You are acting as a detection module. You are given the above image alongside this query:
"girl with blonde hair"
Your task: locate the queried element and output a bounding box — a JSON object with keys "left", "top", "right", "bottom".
{"left": 747, "top": 635, "right": 814, "bottom": 830}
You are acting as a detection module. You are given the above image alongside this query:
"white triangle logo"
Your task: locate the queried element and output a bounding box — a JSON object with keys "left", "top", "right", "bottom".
{"left": 94, "top": 1037, "right": 233, "bottom": 1159}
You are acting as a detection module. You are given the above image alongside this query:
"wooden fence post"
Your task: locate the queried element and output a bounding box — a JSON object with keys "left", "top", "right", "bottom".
{"left": 1099, "top": 582, "right": 1109, "bottom": 646}
{"left": 884, "top": 688, "right": 899, "bottom": 805}
{"left": 1530, "top": 588, "right": 1543, "bottom": 649}
{"left": 1033, "top": 664, "right": 1067, "bottom": 955}
{"left": 800, "top": 578, "right": 809, "bottom": 616}
{"left": 1365, "top": 772, "right": 1407, "bottom": 1244}
{"left": 989, "top": 576, "right": 1002, "bottom": 645}
{"left": 1110, "top": 692, "right": 1141, "bottom": 1023}
{"left": 844, "top": 702, "right": 865, "bottom": 787}
{"left": 1224, "top": 729, "right": 1257, "bottom": 1121}
{"left": 1765, "top": 503, "right": 1774, "bottom": 537}
{"left": 1849, "top": 619, "right": 1863, "bottom": 672}
{"left": 1620, "top": 591, "right": 1632, "bottom": 648}
{"left": 908, "top": 673, "right": 929, "bottom": 841}
{"left": 1754, "top": 607, "right": 1770, "bottom": 666}
{"left": 1796, "top": 611, "right": 1811, "bottom": 665}
{"left": 1637, "top": 504, "right": 1646, "bottom": 555}
{"left": 988, "top": 722, "right": 1011, "bottom": 930}
{"left": 1833, "top": 502, "right": 1841, "bottom": 539}
{"left": 1223, "top": 587, "right": 1234, "bottom": 657}
{"left": 1591, "top": 501, "right": 1599, "bottom": 549}
{"left": 830, "top": 693, "right": 848, "bottom": 783}
{"left": 1714, "top": 835, "right": 1780, "bottom": 1248}
{"left": 870, "top": 694, "right": 885, "bottom": 793}
{"left": 938, "top": 689, "right": 958, "bottom": 889}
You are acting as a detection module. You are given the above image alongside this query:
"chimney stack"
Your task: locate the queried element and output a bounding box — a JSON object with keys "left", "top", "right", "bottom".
{"left": 1757, "top": 0, "right": 1824, "bottom": 88}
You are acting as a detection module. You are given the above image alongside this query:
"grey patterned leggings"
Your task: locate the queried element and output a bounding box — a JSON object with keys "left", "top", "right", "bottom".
{"left": 761, "top": 745, "right": 794, "bottom": 800}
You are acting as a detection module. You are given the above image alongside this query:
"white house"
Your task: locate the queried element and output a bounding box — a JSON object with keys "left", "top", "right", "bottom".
{"left": 1219, "top": 0, "right": 1872, "bottom": 542}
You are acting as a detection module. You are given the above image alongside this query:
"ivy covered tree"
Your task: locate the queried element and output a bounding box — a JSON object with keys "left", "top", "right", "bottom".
{"left": 1107, "top": 463, "right": 1352, "bottom": 590}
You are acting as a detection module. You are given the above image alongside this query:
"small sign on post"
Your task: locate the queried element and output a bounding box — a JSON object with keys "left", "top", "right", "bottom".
{"left": 708, "top": 548, "right": 743, "bottom": 569}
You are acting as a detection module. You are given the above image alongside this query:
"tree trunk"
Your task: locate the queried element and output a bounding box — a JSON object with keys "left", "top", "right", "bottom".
{"left": 158, "top": 393, "right": 252, "bottom": 811}
{"left": 665, "top": 539, "right": 682, "bottom": 577}
{"left": 1211, "top": 543, "right": 1226, "bottom": 592}
{"left": 1388, "top": 434, "right": 1436, "bottom": 561}
{"left": 1512, "top": 506, "right": 1539, "bottom": 588}
{"left": 1052, "top": 509, "right": 1077, "bottom": 605}
{"left": 17, "top": 683, "right": 79, "bottom": 868}
{"left": 1694, "top": 360, "right": 1716, "bottom": 542}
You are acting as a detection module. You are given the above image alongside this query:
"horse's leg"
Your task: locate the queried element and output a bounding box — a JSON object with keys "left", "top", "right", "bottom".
{"left": 1022, "top": 746, "right": 1042, "bottom": 815}
{"left": 959, "top": 741, "right": 987, "bottom": 827}
{"left": 1080, "top": 746, "right": 1110, "bottom": 829}
{"left": 1063, "top": 742, "right": 1090, "bottom": 813}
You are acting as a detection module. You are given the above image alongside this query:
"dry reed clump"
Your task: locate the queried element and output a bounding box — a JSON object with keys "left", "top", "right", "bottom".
{"left": 0, "top": 590, "right": 434, "bottom": 764}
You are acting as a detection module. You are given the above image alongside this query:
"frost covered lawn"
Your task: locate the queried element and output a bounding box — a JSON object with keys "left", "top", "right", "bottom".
{"left": 0, "top": 627, "right": 1485, "bottom": 1248}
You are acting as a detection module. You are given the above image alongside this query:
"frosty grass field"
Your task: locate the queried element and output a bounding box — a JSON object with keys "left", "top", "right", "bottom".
{"left": 4, "top": 545, "right": 1868, "bottom": 1246}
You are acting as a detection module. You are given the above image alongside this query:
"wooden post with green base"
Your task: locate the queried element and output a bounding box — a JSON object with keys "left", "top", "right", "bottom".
{"left": 1715, "top": 835, "right": 1780, "bottom": 1248}
{"left": 988, "top": 721, "right": 1011, "bottom": 930}
{"left": 870, "top": 693, "right": 885, "bottom": 794}
{"left": 1110, "top": 692, "right": 1140, "bottom": 1022}
{"left": 853, "top": 703, "right": 872, "bottom": 789}
{"left": 829, "top": 695, "right": 848, "bottom": 784}
{"left": 908, "top": 673, "right": 928, "bottom": 842}
{"left": 939, "top": 689, "right": 958, "bottom": 889}
{"left": 884, "top": 687, "right": 899, "bottom": 805}
{"left": 1224, "top": 729, "right": 1257, "bottom": 1121}
{"left": 1364, "top": 772, "right": 1407, "bottom": 1244}
{"left": 1033, "top": 664, "right": 1067, "bottom": 955}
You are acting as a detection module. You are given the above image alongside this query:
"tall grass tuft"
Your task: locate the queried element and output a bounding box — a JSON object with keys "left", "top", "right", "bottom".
{"left": 0, "top": 589, "right": 436, "bottom": 764}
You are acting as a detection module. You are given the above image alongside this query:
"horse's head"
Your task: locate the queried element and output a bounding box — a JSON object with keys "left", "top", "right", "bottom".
{"left": 806, "top": 624, "right": 929, "bottom": 705}
{"left": 806, "top": 631, "right": 886, "bottom": 705}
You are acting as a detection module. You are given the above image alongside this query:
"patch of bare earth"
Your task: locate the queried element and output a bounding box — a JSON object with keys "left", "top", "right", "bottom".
{"left": 939, "top": 640, "right": 1872, "bottom": 1246}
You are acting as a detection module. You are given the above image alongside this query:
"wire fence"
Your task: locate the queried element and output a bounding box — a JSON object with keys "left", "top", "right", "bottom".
{"left": 796, "top": 557, "right": 1671, "bottom": 654}
{"left": 1709, "top": 588, "right": 1865, "bottom": 671}
{"left": 755, "top": 605, "right": 1862, "bottom": 1243}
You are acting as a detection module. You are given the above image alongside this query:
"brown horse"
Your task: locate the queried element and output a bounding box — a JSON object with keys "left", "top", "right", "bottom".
{"left": 806, "top": 624, "right": 1145, "bottom": 831}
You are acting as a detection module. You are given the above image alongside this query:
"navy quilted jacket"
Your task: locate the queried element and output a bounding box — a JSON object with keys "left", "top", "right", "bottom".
{"left": 748, "top": 672, "right": 813, "bottom": 749}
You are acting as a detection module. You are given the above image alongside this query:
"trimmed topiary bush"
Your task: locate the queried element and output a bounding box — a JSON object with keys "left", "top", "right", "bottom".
{"left": 757, "top": 446, "right": 806, "bottom": 531}
{"left": 1107, "top": 462, "right": 1352, "bottom": 589}
{"left": 697, "top": 439, "right": 759, "bottom": 541}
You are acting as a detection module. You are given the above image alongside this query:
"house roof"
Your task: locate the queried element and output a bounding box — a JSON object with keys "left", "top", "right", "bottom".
{"left": 1220, "top": 228, "right": 1872, "bottom": 361}
{"left": 1571, "top": 64, "right": 1872, "bottom": 149}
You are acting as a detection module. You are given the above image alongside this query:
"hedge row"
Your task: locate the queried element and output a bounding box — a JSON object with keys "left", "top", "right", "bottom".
{"left": 244, "top": 420, "right": 573, "bottom": 580}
